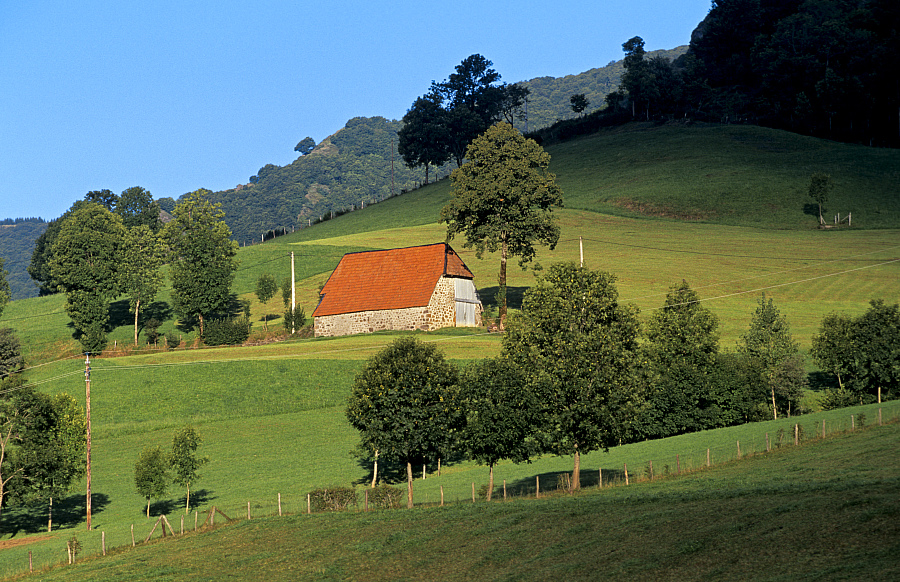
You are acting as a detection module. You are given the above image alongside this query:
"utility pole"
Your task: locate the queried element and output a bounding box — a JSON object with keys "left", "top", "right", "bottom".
{"left": 84, "top": 353, "right": 92, "bottom": 530}
{"left": 291, "top": 252, "right": 296, "bottom": 334}
{"left": 579, "top": 236, "right": 584, "bottom": 268}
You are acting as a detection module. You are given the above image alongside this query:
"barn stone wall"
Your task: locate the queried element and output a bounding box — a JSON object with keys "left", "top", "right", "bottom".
{"left": 314, "top": 276, "right": 469, "bottom": 337}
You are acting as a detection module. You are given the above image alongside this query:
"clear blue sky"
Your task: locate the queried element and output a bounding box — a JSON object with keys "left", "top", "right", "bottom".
{"left": 0, "top": 0, "right": 710, "bottom": 221}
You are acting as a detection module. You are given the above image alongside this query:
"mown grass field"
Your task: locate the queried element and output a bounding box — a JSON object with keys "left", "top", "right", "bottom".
{"left": 0, "top": 122, "right": 898, "bottom": 579}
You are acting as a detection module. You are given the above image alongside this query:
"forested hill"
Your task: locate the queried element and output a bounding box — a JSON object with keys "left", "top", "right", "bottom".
{"left": 208, "top": 48, "right": 687, "bottom": 244}
{"left": 520, "top": 46, "right": 686, "bottom": 130}
{"left": 206, "top": 117, "right": 449, "bottom": 246}
{"left": 0, "top": 220, "right": 47, "bottom": 300}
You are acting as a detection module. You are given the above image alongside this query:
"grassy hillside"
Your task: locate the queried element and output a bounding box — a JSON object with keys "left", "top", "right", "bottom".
{"left": 1, "top": 123, "right": 897, "bottom": 366}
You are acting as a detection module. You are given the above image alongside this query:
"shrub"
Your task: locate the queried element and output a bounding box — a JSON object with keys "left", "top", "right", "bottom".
{"left": 367, "top": 484, "right": 402, "bottom": 509}
{"left": 308, "top": 486, "right": 358, "bottom": 512}
{"left": 165, "top": 332, "right": 181, "bottom": 349}
{"left": 283, "top": 306, "right": 306, "bottom": 333}
{"left": 820, "top": 387, "right": 864, "bottom": 410}
{"left": 202, "top": 317, "right": 250, "bottom": 346}
{"left": 145, "top": 318, "right": 161, "bottom": 345}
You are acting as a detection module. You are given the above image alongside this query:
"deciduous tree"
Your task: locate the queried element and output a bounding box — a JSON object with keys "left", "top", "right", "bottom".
{"left": 120, "top": 225, "right": 165, "bottom": 345}
{"left": 163, "top": 190, "right": 239, "bottom": 336}
{"left": 255, "top": 274, "right": 278, "bottom": 331}
{"left": 134, "top": 445, "right": 170, "bottom": 518}
{"left": 0, "top": 329, "right": 24, "bottom": 380}
{"left": 641, "top": 281, "right": 722, "bottom": 438}
{"left": 170, "top": 426, "right": 208, "bottom": 513}
{"left": 502, "top": 263, "right": 641, "bottom": 489}
{"left": 459, "top": 357, "right": 537, "bottom": 500}
{"left": 808, "top": 173, "right": 832, "bottom": 225}
{"left": 569, "top": 93, "right": 589, "bottom": 116}
{"left": 397, "top": 93, "right": 451, "bottom": 184}
{"left": 738, "top": 294, "right": 806, "bottom": 419}
{"left": 346, "top": 338, "right": 462, "bottom": 508}
{"left": 116, "top": 186, "right": 162, "bottom": 232}
{"left": 442, "top": 122, "right": 563, "bottom": 329}
{"left": 811, "top": 312, "right": 854, "bottom": 391}
{"left": 49, "top": 203, "right": 125, "bottom": 352}
{"left": 849, "top": 299, "right": 900, "bottom": 403}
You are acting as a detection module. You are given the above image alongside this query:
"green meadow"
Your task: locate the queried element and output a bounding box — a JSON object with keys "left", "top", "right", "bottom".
{"left": 0, "top": 122, "right": 898, "bottom": 579}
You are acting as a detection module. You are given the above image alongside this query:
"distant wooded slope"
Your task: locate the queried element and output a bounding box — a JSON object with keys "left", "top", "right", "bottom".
{"left": 0, "top": 221, "right": 47, "bottom": 300}
{"left": 207, "top": 48, "right": 688, "bottom": 243}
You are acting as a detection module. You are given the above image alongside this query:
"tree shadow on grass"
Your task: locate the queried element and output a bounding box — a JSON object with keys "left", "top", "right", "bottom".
{"left": 169, "top": 489, "right": 215, "bottom": 515}
{"left": 108, "top": 300, "right": 174, "bottom": 333}
{"left": 807, "top": 371, "right": 836, "bottom": 393}
{"left": 351, "top": 454, "right": 468, "bottom": 487}
{"left": 477, "top": 285, "right": 529, "bottom": 311}
{"left": 501, "top": 467, "right": 628, "bottom": 498}
{"left": 803, "top": 202, "right": 821, "bottom": 219}
{"left": 0, "top": 493, "right": 110, "bottom": 536}
{"left": 175, "top": 294, "right": 245, "bottom": 334}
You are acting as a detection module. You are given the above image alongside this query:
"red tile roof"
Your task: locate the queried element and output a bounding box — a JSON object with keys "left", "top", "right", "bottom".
{"left": 312, "top": 243, "right": 474, "bottom": 318}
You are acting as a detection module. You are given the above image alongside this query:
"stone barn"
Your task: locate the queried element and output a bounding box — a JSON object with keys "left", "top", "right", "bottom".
{"left": 312, "top": 243, "right": 483, "bottom": 337}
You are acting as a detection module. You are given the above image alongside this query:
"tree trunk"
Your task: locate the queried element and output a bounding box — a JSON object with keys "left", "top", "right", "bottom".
{"left": 133, "top": 299, "right": 141, "bottom": 346}
{"left": 185, "top": 483, "right": 191, "bottom": 514}
{"left": 198, "top": 313, "right": 205, "bottom": 337}
{"left": 499, "top": 233, "right": 508, "bottom": 331}
{"left": 406, "top": 461, "right": 414, "bottom": 509}
{"left": 371, "top": 449, "right": 379, "bottom": 488}
{"left": 572, "top": 447, "right": 581, "bottom": 491}
{"left": 771, "top": 387, "right": 778, "bottom": 420}
{"left": 487, "top": 464, "right": 494, "bottom": 501}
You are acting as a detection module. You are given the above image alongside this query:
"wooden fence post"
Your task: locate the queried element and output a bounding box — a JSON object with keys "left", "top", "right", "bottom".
{"left": 181, "top": 514, "right": 184, "bottom": 535}
{"left": 364, "top": 489, "right": 368, "bottom": 512}
{"left": 307, "top": 494, "right": 311, "bottom": 515}
{"left": 440, "top": 485, "right": 444, "bottom": 507}
{"left": 598, "top": 468, "right": 603, "bottom": 489}
{"left": 194, "top": 511, "right": 198, "bottom": 531}
{"left": 851, "top": 414, "right": 855, "bottom": 430}
{"left": 102, "top": 531, "right": 106, "bottom": 556}
{"left": 131, "top": 524, "right": 135, "bottom": 546}
{"left": 737, "top": 441, "right": 741, "bottom": 458}
{"left": 624, "top": 463, "right": 629, "bottom": 485}
{"left": 472, "top": 483, "right": 476, "bottom": 503}
{"left": 28, "top": 551, "right": 32, "bottom": 573}
{"left": 504, "top": 480, "right": 507, "bottom": 499}
{"left": 247, "top": 502, "right": 251, "bottom": 520}
{"left": 706, "top": 449, "right": 710, "bottom": 467}
{"left": 794, "top": 424, "right": 799, "bottom": 446}
{"left": 278, "top": 493, "right": 282, "bottom": 516}
{"left": 536, "top": 476, "right": 540, "bottom": 498}
{"left": 766, "top": 433, "right": 770, "bottom": 452}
